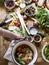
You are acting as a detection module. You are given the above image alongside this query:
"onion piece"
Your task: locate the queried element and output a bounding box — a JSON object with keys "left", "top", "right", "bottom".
{"left": 16, "top": 11, "right": 30, "bottom": 35}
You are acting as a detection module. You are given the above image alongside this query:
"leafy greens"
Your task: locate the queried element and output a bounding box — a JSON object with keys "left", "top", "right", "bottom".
{"left": 36, "top": 7, "right": 49, "bottom": 28}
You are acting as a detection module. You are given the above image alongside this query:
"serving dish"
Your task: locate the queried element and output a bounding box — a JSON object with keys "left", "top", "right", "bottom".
{"left": 24, "top": 3, "right": 37, "bottom": 16}
{"left": 42, "top": 43, "right": 49, "bottom": 63}
{"left": 12, "top": 41, "right": 38, "bottom": 65}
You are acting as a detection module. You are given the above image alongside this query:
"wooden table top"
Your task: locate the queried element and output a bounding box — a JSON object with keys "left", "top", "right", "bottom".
{"left": 0, "top": 3, "right": 49, "bottom": 65}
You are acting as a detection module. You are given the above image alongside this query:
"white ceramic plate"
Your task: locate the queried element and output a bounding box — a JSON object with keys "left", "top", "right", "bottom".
{"left": 42, "top": 44, "right": 49, "bottom": 63}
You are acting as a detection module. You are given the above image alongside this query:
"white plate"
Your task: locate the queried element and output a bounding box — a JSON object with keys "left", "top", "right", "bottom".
{"left": 42, "top": 44, "right": 49, "bottom": 63}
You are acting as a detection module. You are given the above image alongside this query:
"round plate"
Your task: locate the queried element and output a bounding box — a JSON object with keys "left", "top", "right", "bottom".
{"left": 41, "top": 36, "right": 49, "bottom": 63}
{"left": 42, "top": 44, "right": 49, "bottom": 63}
{"left": 30, "top": 28, "right": 38, "bottom": 35}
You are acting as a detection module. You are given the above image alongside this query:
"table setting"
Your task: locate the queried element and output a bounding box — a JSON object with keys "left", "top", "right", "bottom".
{"left": 0, "top": 0, "right": 49, "bottom": 65}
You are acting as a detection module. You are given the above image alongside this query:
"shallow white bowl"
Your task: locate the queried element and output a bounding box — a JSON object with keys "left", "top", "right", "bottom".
{"left": 42, "top": 44, "right": 49, "bottom": 63}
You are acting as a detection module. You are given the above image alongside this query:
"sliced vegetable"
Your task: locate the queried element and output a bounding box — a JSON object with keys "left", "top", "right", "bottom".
{"left": 33, "top": 21, "right": 39, "bottom": 27}
{"left": 26, "top": 48, "right": 30, "bottom": 53}
{"left": 16, "top": 11, "right": 30, "bottom": 36}
{"left": 17, "top": 58, "right": 25, "bottom": 65}
{"left": 15, "top": 44, "right": 33, "bottom": 65}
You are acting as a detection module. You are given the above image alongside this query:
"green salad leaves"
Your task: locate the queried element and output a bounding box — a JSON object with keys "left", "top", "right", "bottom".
{"left": 36, "top": 8, "right": 49, "bottom": 28}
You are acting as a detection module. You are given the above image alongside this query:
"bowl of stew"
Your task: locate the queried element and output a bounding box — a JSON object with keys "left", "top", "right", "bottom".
{"left": 12, "top": 41, "right": 38, "bottom": 65}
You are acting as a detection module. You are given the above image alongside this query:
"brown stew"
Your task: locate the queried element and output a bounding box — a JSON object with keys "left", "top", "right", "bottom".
{"left": 14, "top": 44, "right": 34, "bottom": 65}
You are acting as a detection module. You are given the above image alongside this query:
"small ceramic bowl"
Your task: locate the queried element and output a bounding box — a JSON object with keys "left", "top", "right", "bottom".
{"left": 4, "top": 0, "right": 15, "bottom": 10}
{"left": 29, "top": 28, "right": 38, "bottom": 36}
{"left": 33, "top": 34, "right": 42, "bottom": 43}
{"left": 12, "top": 41, "right": 38, "bottom": 65}
{"left": 24, "top": 3, "right": 37, "bottom": 17}
{"left": 42, "top": 44, "right": 49, "bottom": 63}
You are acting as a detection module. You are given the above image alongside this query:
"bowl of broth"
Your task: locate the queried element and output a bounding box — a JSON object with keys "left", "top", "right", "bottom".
{"left": 12, "top": 41, "right": 38, "bottom": 65}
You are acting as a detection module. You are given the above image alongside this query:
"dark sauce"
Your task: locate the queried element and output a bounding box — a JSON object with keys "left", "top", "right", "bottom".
{"left": 34, "top": 35, "right": 40, "bottom": 41}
